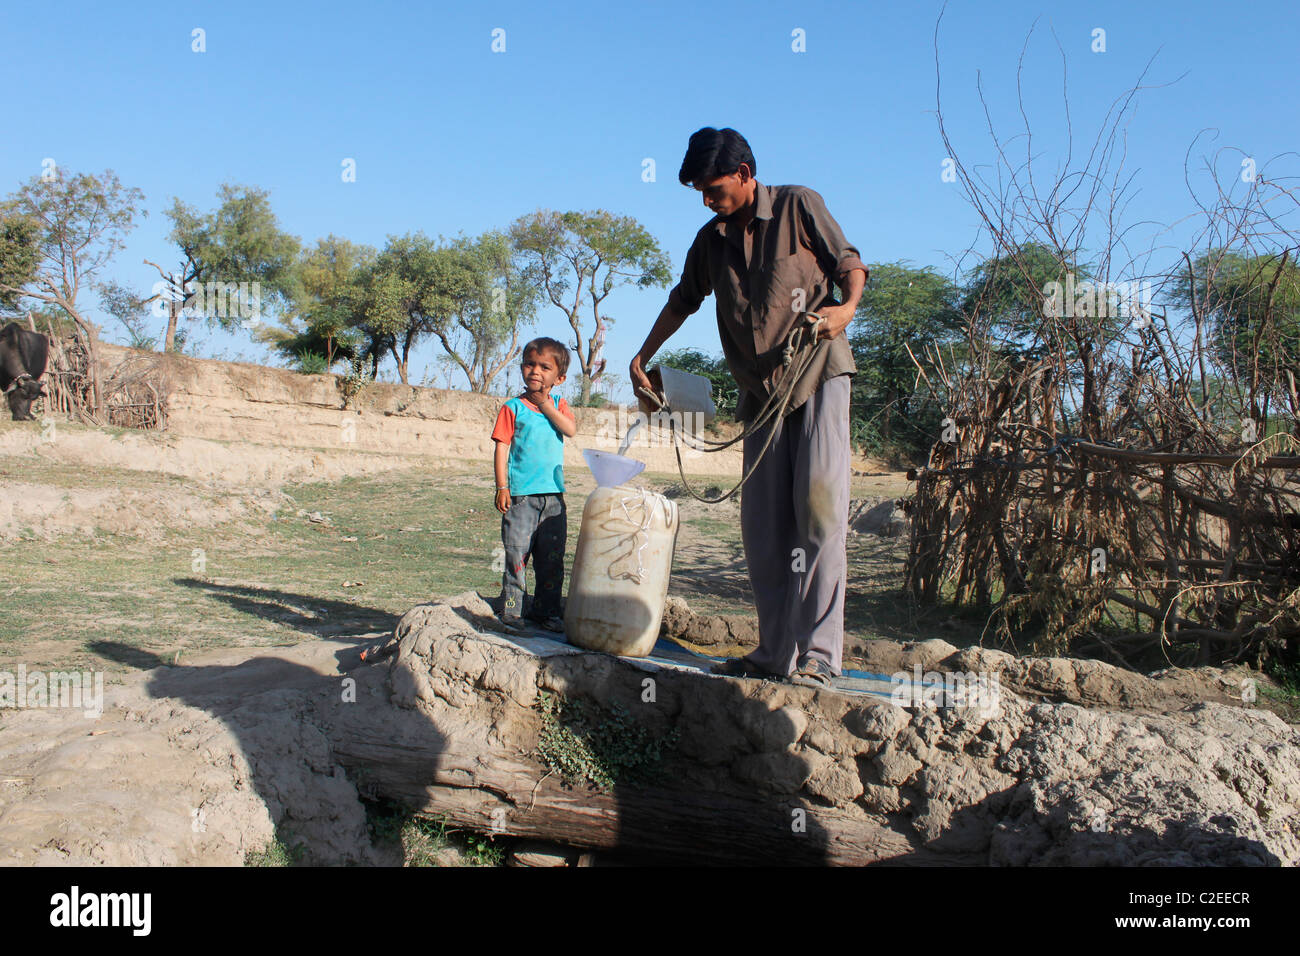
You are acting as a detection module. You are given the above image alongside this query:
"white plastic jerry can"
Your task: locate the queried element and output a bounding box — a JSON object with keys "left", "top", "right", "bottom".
{"left": 564, "top": 485, "right": 680, "bottom": 657}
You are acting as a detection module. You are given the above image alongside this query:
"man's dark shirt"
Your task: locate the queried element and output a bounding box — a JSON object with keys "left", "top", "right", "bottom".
{"left": 666, "top": 181, "right": 868, "bottom": 421}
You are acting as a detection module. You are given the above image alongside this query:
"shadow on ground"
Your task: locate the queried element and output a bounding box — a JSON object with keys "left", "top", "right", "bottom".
{"left": 174, "top": 577, "right": 399, "bottom": 640}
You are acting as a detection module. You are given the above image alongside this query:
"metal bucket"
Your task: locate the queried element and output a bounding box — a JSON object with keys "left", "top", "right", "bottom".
{"left": 646, "top": 365, "right": 716, "bottom": 427}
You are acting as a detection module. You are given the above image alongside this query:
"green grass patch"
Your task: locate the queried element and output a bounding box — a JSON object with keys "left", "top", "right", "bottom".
{"left": 1259, "top": 659, "right": 1300, "bottom": 722}
{"left": 364, "top": 798, "right": 504, "bottom": 866}
{"left": 683, "top": 515, "right": 733, "bottom": 538}
{"left": 0, "top": 466, "right": 585, "bottom": 671}
{"left": 535, "top": 690, "right": 678, "bottom": 792}
{"left": 244, "top": 829, "right": 307, "bottom": 867}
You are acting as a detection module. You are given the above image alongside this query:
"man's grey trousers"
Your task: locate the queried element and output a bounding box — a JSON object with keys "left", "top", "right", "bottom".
{"left": 740, "top": 374, "right": 850, "bottom": 676}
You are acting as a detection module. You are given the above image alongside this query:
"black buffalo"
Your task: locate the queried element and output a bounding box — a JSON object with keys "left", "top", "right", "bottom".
{"left": 0, "top": 322, "right": 50, "bottom": 421}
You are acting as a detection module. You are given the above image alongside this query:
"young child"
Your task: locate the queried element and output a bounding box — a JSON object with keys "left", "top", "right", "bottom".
{"left": 491, "top": 337, "right": 577, "bottom": 632}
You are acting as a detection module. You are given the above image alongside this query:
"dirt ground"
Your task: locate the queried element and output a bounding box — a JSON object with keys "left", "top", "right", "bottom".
{"left": 1, "top": 412, "right": 1297, "bottom": 868}
{"left": 2, "top": 418, "right": 1292, "bottom": 727}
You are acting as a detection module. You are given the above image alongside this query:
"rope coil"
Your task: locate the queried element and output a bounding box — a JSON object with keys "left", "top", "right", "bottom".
{"left": 637, "top": 312, "right": 828, "bottom": 503}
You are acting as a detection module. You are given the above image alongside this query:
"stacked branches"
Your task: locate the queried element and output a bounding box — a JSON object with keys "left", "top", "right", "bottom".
{"left": 906, "top": 347, "right": 1300, "bottom": 667}
{"left": 907, "top": 23, "right": 1300, "bottom": 668}
{"left": 42, "top": 318, "right": 169, "bottom": 429}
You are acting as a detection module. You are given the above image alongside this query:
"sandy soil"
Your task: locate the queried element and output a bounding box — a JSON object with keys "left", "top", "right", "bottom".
{"left": 0, "top": 425, "right": 427, "bottom": 542}
{"left": 0, "top": 425, "right": 422, "bottom": 487}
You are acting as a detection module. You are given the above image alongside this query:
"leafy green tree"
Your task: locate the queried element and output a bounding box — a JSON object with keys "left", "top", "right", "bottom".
{"left": 653, "top": 348, "right": 739, "bottom": 420}
{"left": 425, "top": 231, "right": 541, "bottom": 394}
{"left": 961, "top": 241, "right": 1089, "bottom": 360}
{"left": 961, "top": 243, "right": 1124, "bottom": 439}
{"left": 145, "top": 184, "right": 300, "bottom": 352}
{"left": 511, "top": 209, "right": 672, "bottom": 404}
{"left": 0, "top": 168, "right": 145, "bottom": 411}
{"left": 359, "top": 233, "right": 456, "bottom": 385}
{"left": 850, "top": 262, "right": 964, "bottom": 455}
{"left": 1170, "top": 249, "right": 1299, "bottom": 413}
{"left": 294, "top": 236, "right": 371, "bottom": 367}
{"left": 0, "top": 213, "right": 39, "bottom": 315}
{"left": 259, "top": 236, "right": 375, "bottom": 370}
{"left": 360, "top": 231, "right": 543, "bottom": 390}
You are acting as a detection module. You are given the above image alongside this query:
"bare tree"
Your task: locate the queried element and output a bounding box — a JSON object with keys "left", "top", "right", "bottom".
{"left": 0, "top": 168, "right": 144, "bottom": 416}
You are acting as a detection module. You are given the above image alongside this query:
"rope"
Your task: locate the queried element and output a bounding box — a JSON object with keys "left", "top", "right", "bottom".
{"left": 638, "top": 312, "right": 827, "bottom": 504}
{"left": 607, "top": 487, "right": 678, "bottom": 582}
{"left": 3, "top": 373, "right": 35, "bottom": 395}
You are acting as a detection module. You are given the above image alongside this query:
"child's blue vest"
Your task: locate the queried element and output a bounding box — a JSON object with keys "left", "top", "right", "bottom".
{"left": 506, "top": 395, "right": 566, "bottom": 495}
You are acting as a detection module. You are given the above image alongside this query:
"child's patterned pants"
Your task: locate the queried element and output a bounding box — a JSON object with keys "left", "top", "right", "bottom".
{"left": 500, "top": 493, "right": 566, "bottom": 620}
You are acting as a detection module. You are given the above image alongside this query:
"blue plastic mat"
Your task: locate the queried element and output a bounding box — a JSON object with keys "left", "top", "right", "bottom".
{"left": 494, "top": 622, "right": 937, "bottom": 702}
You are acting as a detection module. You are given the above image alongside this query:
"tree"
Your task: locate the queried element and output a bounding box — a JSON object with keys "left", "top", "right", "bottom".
{"left": 961, "top": 241, "right": 1087, "bottom": 360}
{"left": 360, "top": 231, "right": 542, "bottom": 390}
{"left": 145, "top": 184, "right": 300, "bottom": 352}
{"left": 360, "top": 233, "right": 449, "bottom": 385}
{"left": 0, "top": 213, "right": 39, "bottom": 316}
{"left": 424, "top": 231, "right": 541, "bottom": 394}
{"left": 961, "top": 243, "right": 1114, "bottom": 439}
{"left": 100, "top": 281, "right": 160, "bottom": 350}
{"left": 259, "top": 236, "right": 376, "bottom": 371}
{"left": 511, "top": 209, "right": 672, "bottom": 404}
{"left": 0, "top": 168, "right": 145, "bottom": 413}
{"left": 1170, "top": 248, "right": 1300, "bottom": 423}
{"left": 849, "top": 262, "right": 963, "bottom": 454}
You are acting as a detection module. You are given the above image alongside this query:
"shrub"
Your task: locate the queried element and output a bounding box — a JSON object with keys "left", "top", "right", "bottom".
{"left": 296, "top": 350, "right": 329, "bottom": 374}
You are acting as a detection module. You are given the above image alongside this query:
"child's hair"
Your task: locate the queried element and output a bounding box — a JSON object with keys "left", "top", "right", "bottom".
{"left": 522, "top": 337, "right": 570, "bottom": 377}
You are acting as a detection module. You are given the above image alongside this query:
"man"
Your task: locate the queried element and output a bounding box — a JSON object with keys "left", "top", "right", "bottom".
{"left": 630, "top": 127, "right": 867, "bottom": 689}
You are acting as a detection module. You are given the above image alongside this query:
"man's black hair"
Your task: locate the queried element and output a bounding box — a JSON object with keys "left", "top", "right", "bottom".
{"left": 677, "top": 127, "right": 757, "bottom": 186}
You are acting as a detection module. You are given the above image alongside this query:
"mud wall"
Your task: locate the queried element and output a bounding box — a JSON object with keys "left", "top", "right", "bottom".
{"left": 97, "top": 344, "right": 744, "bottom": 477}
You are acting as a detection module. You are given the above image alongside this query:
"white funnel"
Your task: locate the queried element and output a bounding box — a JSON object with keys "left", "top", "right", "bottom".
{"left": 583, "top": 448, "right": 646, "bottom": 487}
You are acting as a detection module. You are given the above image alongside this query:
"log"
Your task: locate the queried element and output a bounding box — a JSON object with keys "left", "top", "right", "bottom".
{"left": 327, "top": 592, "right": 1300, "bottom": 866}
{"left": 1065, "top": 439, "right": 1300, "bottom": 469}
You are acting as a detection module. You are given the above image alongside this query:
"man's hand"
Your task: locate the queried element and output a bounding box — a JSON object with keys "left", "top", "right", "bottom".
{"left": 630, "top": 303, "right": 689, "bottom": 415}
{"left": 495, "top": 488, "right": 512, "bottom": 513}
{"left": 814, "top": 303, "right": 855, "bottom": 340}
{"left": 815, "top": 269, "right": 866, "bottom": 340}
{"left": 531, "top": 388, "right": 577, "bottom": 438}
{"left": 629, "top": 354, "right": 656, "bottom": 415}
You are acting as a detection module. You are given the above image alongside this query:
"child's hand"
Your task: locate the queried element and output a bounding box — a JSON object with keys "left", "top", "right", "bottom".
{"left": 495, "top": 488, "right": 512, "bottom": 513}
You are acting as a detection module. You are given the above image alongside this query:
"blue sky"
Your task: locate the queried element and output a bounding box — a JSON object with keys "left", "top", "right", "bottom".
{"left": 3, "top": 0, "right": 1296, "bottom": 399}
